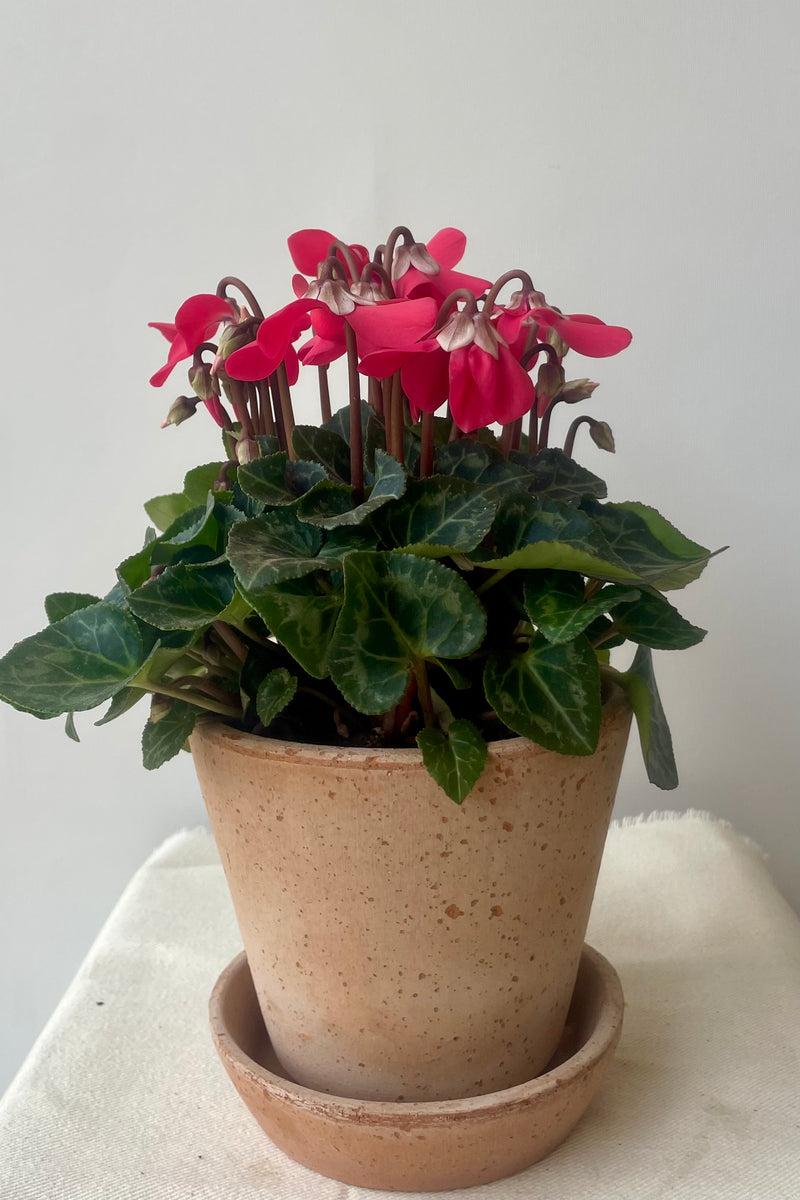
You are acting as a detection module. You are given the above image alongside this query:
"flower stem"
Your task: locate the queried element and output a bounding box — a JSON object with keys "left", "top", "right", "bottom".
{"left": 269, "top": 374, "right": 287, "bottom": 450}
{"left": 317, "top": 366, "right": 332, "bottom": 423}
{"left": 390, "top": 374, "right": 405, "bottom": 466}
{"left": 368, "top": 376, "right": 384, "bottom": 417}
{"left": 144, "top": 682, "right": 241, "bottom": 719}
{"left": 482, "top": 270, "right": 536, "bottom": 312}
{"left": 420, "top": 411, "right": 435, "bottom": 478}
{"left": 563, "top": 415, "right": 592, "bottom": 458}
{"left": 276, "top": 363, "right": 296, "bottom": 460}
{"left": 344, "top": 322, "right": 364, "bottom": 499}
{"left": 215, "top": 276, "right": 264, "bottom": 319}
{"left": 212, "top": 621, "right": 249, "bottom": 663}
{"left": 414, "top": 661, "right": 435, "bottom": 727}
{"left": 257, "top": 381, "right": 276, "bottom": 437}
{"left": 527, "top": 406, "right": 539, "bottom": 454}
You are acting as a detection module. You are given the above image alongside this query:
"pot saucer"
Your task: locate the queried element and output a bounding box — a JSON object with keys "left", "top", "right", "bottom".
{"left": 209, "top": 943, "right": 624, "bottom": 1192}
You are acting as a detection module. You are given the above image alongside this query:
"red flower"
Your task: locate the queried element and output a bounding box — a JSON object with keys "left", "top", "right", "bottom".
{"left": 225, "top": 298, "right": 325, "bottom": 383}
{"left": 392, "top": 228, "right": 492, "bottom": 303}
{"left": 149, "top": 294, "right": 237, "bottom": 387}
{"left": 287, "top": 229, "right": 370, "bottom": 282}
{"left": 496, "top": 298, "right": 631, "bottom": 360}
{"left": 356, "top": 305, "right": 535, "bottom": 433}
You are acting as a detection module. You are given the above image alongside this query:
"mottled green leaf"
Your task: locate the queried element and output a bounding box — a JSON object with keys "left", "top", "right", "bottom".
{"left": 292, "top": 426, "right": 351, "bottom": 482}
{"left": 615, "top": 647, "right": 678, "bottom": 788}
{"left": 45, "top": 592, "right": 101, "bottom": 624}
{"left": 484, "top": 634, "right": 601, "bottom": 755}
{"left": 256, "top": 668, "right": 297, "bottom": 727}
{"left": 523, "top": 573, "right": 640, "bottom": 644}
{"left": 0, "top": 602, "right": 145, "bottom": 716}
{"left": 241, "top": 575, "right": 343, "bottom": 679}
{"left": 228, "top": 510, "right": 324, "bottom": 590}
{"left": 417, "top": 719, "right": 488, "bottom": 804}
{"left": 328, "top": 553, "right": 487, "bottom": 713}
{"left": 478, "top": 494, "right": 638, "bottom": 581}
{"left": 183, "top": 462, "right": 227, "bottom": 505}
{"left": 510, "top": 448, "right": 607, "bottom": 503}
{"left": 144, "top": 492, "right": 189, "bottom": 533}
{"left": 297, "top": 450, "right": 407, "bottom": 529}
{"left": 142, "top": 700, "right": 199, "bottom": 770}
{"left": 377, "top": 476, "right": 496, "bottom": 557}
{"left": 581, "top": 499, "right": 713, "bottom": 590}
{"left": 613, "top": 590, "right": 706, "bottom": 650}
{"left": 236, "top": 453, "right": 293, "bottom": 505}
{"left": 127, "top": 563, "right": 236, "bottom": 630}
{"left": 323, "top": 399, "right": 372, "bottom": 446}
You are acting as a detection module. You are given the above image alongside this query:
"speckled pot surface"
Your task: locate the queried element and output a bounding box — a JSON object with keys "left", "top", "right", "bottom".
{"left": 209, "top": 945, "right": 624, "bottom": 1192}
{"left": 191, "top": 691, "right": 630, "bottom": 1102}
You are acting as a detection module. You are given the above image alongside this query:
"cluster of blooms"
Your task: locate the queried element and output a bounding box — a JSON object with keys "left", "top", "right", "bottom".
{"left": 149, "top": 226, "right": 631, "bottom": 442}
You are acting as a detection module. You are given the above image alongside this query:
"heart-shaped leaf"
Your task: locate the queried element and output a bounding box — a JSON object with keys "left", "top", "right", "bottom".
{"left": 523, "top": 572, "right": 640, "bottom": 644}
{"left": 142, "top": 699, "right": 199, "bottom": 769}
{"left": 484, "top": 634, "right": 601, "bottom": 755}
{"left": 377, "top": 476, "right": 496, "bottom": 557}
{"left": 416, "top": 719, "right": 488, "bottom": 804}
{"left": 44, "top": 592, "right": 102, "bottom": 624}
{"left": 256, "top": 668, "right": 297, "bottom": 727}
{"left": 241, "top": 575, "right": 344, "bottom": 679}
{"left": 127, "top": 562, "right": 236, "bottom": 630}
{"left": 328, "top": 552, "right": 487, "bottom": 713}
{"left": 581, "top": 499, "right": 714, "bottom": 590}
{"left": 0, "top": 602, "right": 145, "bottom": 716}
{"left": 612, "top": 590, "right": 706, "bottom": 650}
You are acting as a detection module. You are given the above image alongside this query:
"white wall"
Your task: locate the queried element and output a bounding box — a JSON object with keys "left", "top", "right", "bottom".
{"left": 1, "top": 0, "right": 797, "bottom": 1093}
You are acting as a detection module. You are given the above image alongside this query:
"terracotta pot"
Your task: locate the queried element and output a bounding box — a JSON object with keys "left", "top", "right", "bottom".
{"left": 191, "top": 689, "right": 630, "bottom": 1102}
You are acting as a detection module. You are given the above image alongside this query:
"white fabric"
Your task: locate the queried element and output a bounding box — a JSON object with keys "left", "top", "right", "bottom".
{"left": 0, "top": 813, "right": 797, "bottom": 1200}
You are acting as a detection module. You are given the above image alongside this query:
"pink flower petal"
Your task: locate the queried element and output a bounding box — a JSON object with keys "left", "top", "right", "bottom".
{"left": 401, "top": 347, "right": 450, "bottom": 417}
{"left": 426, "top": 228, "right": 467, "bottom": 269}
{"left": 347, "top": 297, "right": 437, "bottom": 349}
{"left": 287, "top": 229, "right": 336, "bottom": 275}
{"left": 149, "top": 334, "right": 190, "bottom": 387}
{"left": 224, "top": 341, "right": 272, "bottom": 383}
{"left": 530, "top": 308, "right": 632, "bottom": 357}
{"left": 174, "top": 294, "right": 236, "bottom": 349}
{"left": 298, "top": 335, "right": 344, "bottom": 367}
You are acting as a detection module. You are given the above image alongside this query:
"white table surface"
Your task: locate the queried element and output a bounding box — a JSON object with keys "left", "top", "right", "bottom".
{"left": 1, "top": 812, "right": 798, "bottom": 1200}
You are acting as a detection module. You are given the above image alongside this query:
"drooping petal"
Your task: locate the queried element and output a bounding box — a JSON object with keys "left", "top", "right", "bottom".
{"left": 347, "top": 297, "right": 438, "bottom": 350}
{"left": 149, "top": 335, "right": 190, "bottom": 387}
{"left": 397, "top": 263, "right": 492, "bottom": 302}
{"left": 284, "top": 344, "right": 300, "bottom": 386}
{"left": 174, "top": 294, "right": 236, "bottom": 348}
{"left": 287, "top": 229, "right": 337, "bottom": 275}
{"left": 224, "top": 340, "right": 273, "bottom": 383}
{"left": 530, "top": 308, "right": 632, "bottom": 357}
{"left": 449, "top": 344, "right": 535, "bottom": 432}
{"left": 298, "top": 334, "right": 345, "bottom": 367}
{"left": 203, "top": 396, "right": 230, "bottom": 428}
{"left": 426, "top": 228, "right": 467, "bottom": 269}
{"left": 148, "top": 321, "right": 178, "bottom": 343}
{"left": 401, "top": 347, "right": 450, "bottom": 418}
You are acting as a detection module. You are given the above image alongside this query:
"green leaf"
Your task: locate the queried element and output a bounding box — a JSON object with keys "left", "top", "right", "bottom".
{"left": 286, "top": 460, "right": 327, "bottom": 495}
{"left": 297, "top": 450, "right": 407, "bottom": 529}
{"left": 377, "top": 476, "right": 496, "bottom": 557}
{"left": 94, "top": 686, "right": 148, "bottom": 726}
{"left": 612, "top": 590, "right": 707, "bottom": 650}
{"left": 44, "top": 592, "right": 101, "bottom": 624}
{"left": 484, "top": 634, "right": 601, "bottom": 755}
{"left": 183, "top": 462, "right": 226, "bottom": 505}
{"left": 149, "top": 496, "right": 221, "bottom": 567}
{"left": 478, "top": 494, "right": 639, "bottom": 581}
{"left": 141, "top": 700, "right": 199, "bottom": 770}
{"left": 323, "top": 399, "right": 372, "bottom": 446}
{"left": 523, "top": 573, "right": 640, "bottom": 644}
{"left": 509, "top": 448, "right": 608, "bottom": 504}
{"left": 435, "top": 440, "right": 531, "bottom": 500}
{"left": 256, "top": 668, "right": 297, "bottom": 727}
{"left": 236, "top": 453, "right": 294, "bottom": 506}
{"left": 144, "top": 492, "right": 189, "bottom": 533}
{"left": 417, "top": 719, "right": 488, "bottom": 804}
{"left": 0, "top": 602, "right": 145, "bottom": 717}
{"left": 580, "top": 499, "right": 713, "bottom": 590}
{"left": 64, "top": 712, "right": 80, "bottom": 742}
{"left": 615, "top": 648, "right": 678, "bottom": 788}
{"left": 228, "top": 509, "right": 325, "bottom": 590}
{"left": 292, "top": 426, "right": 351, "bottom": 482}
{"left": 328, "top": 552, "right": 487, "bottom": 713}
{"left": 127, "top": 562, "right": 236, "bottom": 630}
{"left": 241, "top": 575, "right": 343, "bottom": 679}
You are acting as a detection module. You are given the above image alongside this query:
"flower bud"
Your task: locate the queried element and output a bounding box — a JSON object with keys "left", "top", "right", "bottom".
{"left": 149, "top": 695, "right": 172, "bottom": 724}
{"left": 546, "top": 327, "right": 569, "bottom": 358}
{"left": 188, "top": 362, "right": 221, "bottom": 401}
{"left": 217, "top": 317, "right": 260, "bottom": 362}
{"left": 590, "top": 420, "right": 615, "bottom": 453}
{"left": 558, "top": 378, "right": 599, "bottom": 404}
{"left": 536, "top": 360, "right": 566, "bottom": 404}
{"left": 161, "top": 396, "right": 198, "bottom": 428}
{"left": 236, "top": 436, "right": 260, "bottom": 465}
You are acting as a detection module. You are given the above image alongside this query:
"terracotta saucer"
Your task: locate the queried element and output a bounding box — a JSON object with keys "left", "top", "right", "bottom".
{"left": 209, "top": 943, "right": 624, "bottom": 1192}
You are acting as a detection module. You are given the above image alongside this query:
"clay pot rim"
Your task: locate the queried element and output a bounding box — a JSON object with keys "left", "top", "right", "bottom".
{"left": 210, "top": 944, "right": 624, "bottom": 1123}
{"left": 191, "top": 685, "right": 629, "bottom": 769}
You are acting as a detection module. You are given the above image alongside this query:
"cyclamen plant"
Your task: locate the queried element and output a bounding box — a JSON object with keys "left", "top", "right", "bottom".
{"left": 0, "top": 225, "right": 716, "bottom": 802}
